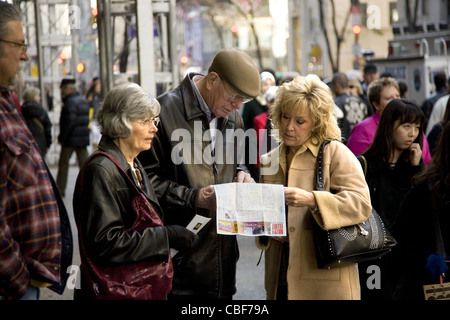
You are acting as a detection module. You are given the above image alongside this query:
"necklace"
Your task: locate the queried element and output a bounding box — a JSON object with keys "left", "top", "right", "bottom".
{"left": 129, "top": 161, "right": 144, "bottom": 189}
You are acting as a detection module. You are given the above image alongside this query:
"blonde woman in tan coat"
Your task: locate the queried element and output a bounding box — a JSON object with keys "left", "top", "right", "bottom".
{"left": 256, "top": 74, "right": 372, "bottom": 300}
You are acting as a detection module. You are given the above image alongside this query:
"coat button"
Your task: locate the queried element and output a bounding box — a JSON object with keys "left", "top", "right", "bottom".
{"left": 289, "top": 227, "right": 295, "bottom": 232}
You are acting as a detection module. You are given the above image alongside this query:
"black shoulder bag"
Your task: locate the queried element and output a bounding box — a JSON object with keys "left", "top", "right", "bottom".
{"left": 312, "top": 140, "right": 397, "bottom": 269}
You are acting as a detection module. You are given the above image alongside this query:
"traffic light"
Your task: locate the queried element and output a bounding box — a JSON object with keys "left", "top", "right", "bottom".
{"left": 91, "top": 7, "right": 98, "bottom": 29}
{"left": 352, "top": 24, "right": 361, "bottom": 43}
{"left": 180, "top": 56, "right": 188, "bottom": 65}
{"left": 352, "top": 24, "right": 362, "bottom": 35}
{"left": 76, "top": 62, "right": 85, "bottom": 73}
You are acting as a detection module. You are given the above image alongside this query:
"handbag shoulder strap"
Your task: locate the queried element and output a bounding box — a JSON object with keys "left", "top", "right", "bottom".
{"left": 95, "top": 151, "right": 141, "bottom": 194}
{"left": 315, "top": 140, "right": 331, "bottom": 191}
{"left": 79, "top": 151, "right": 140, "bottom": 195}
{"left": 357, "top": 155, "right": 367, "bottom": 176}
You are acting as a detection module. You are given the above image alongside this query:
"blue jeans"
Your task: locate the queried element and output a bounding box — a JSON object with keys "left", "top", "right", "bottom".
{"left": 20, "top": 286, "right": 40, "bottom": 300}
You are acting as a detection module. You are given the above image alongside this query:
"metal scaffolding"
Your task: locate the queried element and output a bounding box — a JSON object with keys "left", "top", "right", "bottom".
{"left": 22, "top": 0, "right": 179, "bottom": 99}
{"left": 18, "top": 0, "right": 179, "bottom": 164}
{"left": 20, "top": 0, "right": 78, "bottom": 110}
{"left": 96, "top": 0, "right": 179, "bottom": 98}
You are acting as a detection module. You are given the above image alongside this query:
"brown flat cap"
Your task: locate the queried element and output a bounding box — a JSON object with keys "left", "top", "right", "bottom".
{"left": 208, "top": 48, "right": 260, "bottom": 98}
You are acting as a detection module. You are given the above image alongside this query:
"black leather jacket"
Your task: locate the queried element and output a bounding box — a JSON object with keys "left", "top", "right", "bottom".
{"left": 58, "top": 91, "right": 90, "bottom": 147}
{"left": 138, "top": 73, "right": 247, "bottom": 298}
{"left": 73, "top": 136, "right": 170, "bottom": 297}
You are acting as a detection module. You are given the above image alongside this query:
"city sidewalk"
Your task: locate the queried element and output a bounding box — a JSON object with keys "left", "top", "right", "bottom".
{"left": 41, "top": 164, "right": 266, "bottom": 300}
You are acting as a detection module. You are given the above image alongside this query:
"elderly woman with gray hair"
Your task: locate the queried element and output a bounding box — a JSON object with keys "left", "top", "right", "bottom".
{"left": 21, "top": 86, "right": 53, "bottom": 157}
{"left": 73, "top": 83, "right": 198, "bottom": 300}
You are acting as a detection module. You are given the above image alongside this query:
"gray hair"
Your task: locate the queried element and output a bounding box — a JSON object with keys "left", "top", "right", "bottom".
{"left": 0, "top": 2, "right": 22, "bottom": 56}
{"left": 22, "top": 86, "right": 40, "bottom": 103}
{"left": 97, "top": 82, "right": 160, "bottom": 139}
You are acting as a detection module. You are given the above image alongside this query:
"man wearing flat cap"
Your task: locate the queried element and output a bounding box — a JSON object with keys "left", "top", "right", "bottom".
{"left": 139, "top": 48, "right": 259, "bottom": 300}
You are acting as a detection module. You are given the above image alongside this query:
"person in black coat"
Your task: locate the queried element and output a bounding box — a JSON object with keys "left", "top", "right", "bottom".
{"left": 427, "top": 96, "right": 450, "bottom": 156}
{"left": 392, "top": 122, "right": 450, "bottom": 300}
{"left": 21, "top": 86, "right": 52, "bottom": 157}
{"left": 56, "top": 78, "right": 90, "bottom": 197}
{"left": 73, "top": 83, "right": 198, "bottom": 300}
{"left": 357, "top": 99, "right": 426, "bottom": 300}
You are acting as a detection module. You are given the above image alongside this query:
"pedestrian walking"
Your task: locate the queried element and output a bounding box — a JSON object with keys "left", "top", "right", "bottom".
{"left": 56, "top": 78, "right": 90, "bottom": 197}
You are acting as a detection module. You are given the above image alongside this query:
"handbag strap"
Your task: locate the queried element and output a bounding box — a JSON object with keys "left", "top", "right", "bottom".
{"left": 315, "top": 140, "right": 331, "bottom": 191}
{"left": 82, "top": 151, "right": 141, "bottom": 195}
{"left": 358, "top": 155, "right": 368, "bottom": 176}
{"left": 97, "top": 151, "right": 141, "bottom": 194}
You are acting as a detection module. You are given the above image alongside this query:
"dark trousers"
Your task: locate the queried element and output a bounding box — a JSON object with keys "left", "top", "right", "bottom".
{"left": 56, "top": 145, "right": 88, "bottom": 196}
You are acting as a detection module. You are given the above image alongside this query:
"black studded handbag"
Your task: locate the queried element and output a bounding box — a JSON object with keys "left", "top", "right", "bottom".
{"left": 312, "top": 140, "right": 397, "bottom": 269}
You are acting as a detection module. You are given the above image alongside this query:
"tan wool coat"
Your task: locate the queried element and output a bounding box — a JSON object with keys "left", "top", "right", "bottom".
{"left": 256, "top": 139, "right": 372, "bottom": 300}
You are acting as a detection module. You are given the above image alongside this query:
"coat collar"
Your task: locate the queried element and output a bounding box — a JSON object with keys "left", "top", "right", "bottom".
{"left": 96, "top": 135, "right": 162, "bottom": 212}
{"left": 270, "top": 138, "right": 322, "bottom": 175}
{"left": 279, "top": 138, "right": 321, "bottom": 159}
{"left": 181, "top": 73, "right": 206, "bottom": 121}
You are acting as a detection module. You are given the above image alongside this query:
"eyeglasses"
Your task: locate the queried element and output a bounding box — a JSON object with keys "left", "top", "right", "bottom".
{"left": 218, "top": 76, "right": 253, "bottom": 104}
{"left": 135, "top": 117, "right": 160, "bottom": 128}
{"left": 0, "top": 39, "right": 28, "bottom": 53}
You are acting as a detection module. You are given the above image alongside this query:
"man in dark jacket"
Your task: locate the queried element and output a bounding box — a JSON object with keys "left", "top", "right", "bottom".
{"left": 138, "top": 48, "right": 260, "bottom": 300}
{"left": 56, "top": 78, "right": 90, "bottom": 197}
{"left": 331, "top": 72, "right": 370, "bottom": 143}
{"left": 421, "top": 71, "right": 448, "bottom": 131}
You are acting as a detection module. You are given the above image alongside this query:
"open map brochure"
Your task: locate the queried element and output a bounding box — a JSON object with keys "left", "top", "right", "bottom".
{"left": 214, "top": 183, "right": 286, "bottom": 236}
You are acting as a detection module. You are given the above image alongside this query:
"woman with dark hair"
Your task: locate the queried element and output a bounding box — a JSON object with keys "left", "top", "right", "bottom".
{"left": 357, "top": 98, "right": 426, "bottom": 300}
{"left": 392, "top": 121, "right": 450, "bottom": 300}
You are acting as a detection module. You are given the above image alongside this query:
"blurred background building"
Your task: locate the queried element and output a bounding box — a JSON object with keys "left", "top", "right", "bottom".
{"left": 7, "top": 0, "right": 450, "bottom": 163}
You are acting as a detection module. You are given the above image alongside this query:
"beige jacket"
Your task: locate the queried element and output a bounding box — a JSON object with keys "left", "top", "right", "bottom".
{"left": 256, "top": 139, "right": 371, "bottom": 300}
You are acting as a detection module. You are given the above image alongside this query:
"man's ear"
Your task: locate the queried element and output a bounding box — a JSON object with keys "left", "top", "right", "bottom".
{"left": 206, "top": 72, "right": 219, "bottom": 90}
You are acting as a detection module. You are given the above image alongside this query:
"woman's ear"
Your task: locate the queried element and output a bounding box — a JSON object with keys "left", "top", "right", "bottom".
{"left": 372, "top": 101, "right": 381, "bottom": 113}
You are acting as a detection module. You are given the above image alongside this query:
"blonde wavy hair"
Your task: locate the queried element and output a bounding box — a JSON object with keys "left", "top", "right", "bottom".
{"left": 269, "top": 74, "right": 341, "bottom": 144}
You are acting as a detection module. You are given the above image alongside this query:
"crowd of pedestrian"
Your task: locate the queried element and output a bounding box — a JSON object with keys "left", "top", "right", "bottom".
{"left": 1, "top": 0, "right": 449, "bottom": 302}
